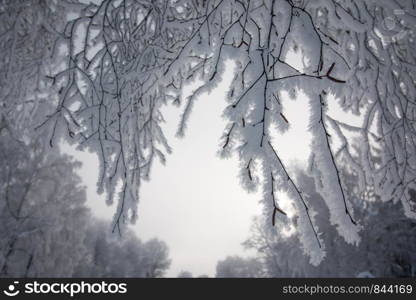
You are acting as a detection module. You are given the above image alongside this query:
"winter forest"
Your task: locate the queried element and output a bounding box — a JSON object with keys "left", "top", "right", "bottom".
{"left": 1, "top": 0, "right": 416, "bottom": 278}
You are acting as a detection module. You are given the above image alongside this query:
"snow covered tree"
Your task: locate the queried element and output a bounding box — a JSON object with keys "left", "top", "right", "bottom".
{"left": 73, "top": 221, "right": 171, "bottom": 277}
{"left": 0, "top": 0, "right": 71, "bottom": 138}
{"left": 141, "top": 237, "right": 171, "bottom": 278}
{"left": 0, "top": 1, "right": 173, "bottom": 278}
{"left": 215, "top": 255, "right": 265, "bottom": 278}
{"left": 244, "top": 170, "right": 416, "bottom": 277}
{"left": 177, "top": 270, "right": 193, "bottom": 278}
{"left": 0, "top": 1, "right": 92, "bottom": 277}
{"left": 4, "top": 0, "right": 416, "bottom": 263}
{"left": 0, "top": 128, "right": 90, "bottom": 277}
{"left": 0, "top": 128, "right": 171, "bottom": 277}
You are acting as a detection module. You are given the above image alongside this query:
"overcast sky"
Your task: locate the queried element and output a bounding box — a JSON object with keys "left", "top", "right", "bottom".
{"left": 62, "top": 64, "right": 265, "bottom": 277}
{"left": 60, "top": 3, "right": 364, "bottom": 277}
{"left": 60, "top": 50, "right": 362, "bottom": 276}
{"left": 61, "top": 64, "right": 320, "bottom": 277}
{"left": 62, "top": 79, "right": 309, "bottom": 277}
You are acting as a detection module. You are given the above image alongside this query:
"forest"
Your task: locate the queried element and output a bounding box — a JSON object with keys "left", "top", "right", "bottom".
{"left": 1, "top": 0, "right": 416, "bottom": 278}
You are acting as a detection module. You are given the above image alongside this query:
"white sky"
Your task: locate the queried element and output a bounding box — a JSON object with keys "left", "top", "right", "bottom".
{"left": 62, "top": 66, "right": 265, "bottom": 277}
{"left": 61, "top": 74, "right": 321, "bottom": 277}
{"left": 61, "top": 55, "right": 339, "bottom": 277}
{"left": 59, "top": 0, "right": 367, "bottom": 278}
{"left": 60, "top": 42, "right": 361, "bottom": 277}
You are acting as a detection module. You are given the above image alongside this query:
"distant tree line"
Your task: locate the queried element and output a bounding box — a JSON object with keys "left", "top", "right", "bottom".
{"left": 0, "top": 128, "right": 170, "bottom": 278}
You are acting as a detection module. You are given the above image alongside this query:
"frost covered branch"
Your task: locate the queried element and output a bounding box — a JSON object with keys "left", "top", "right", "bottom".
{"left": 22, "top": 0, "right": 416, "bottom": 263}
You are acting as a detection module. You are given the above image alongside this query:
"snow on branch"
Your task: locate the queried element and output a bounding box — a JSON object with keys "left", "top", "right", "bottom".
{"left": 29, "top": 0, "right": 416, "bottom": 261}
